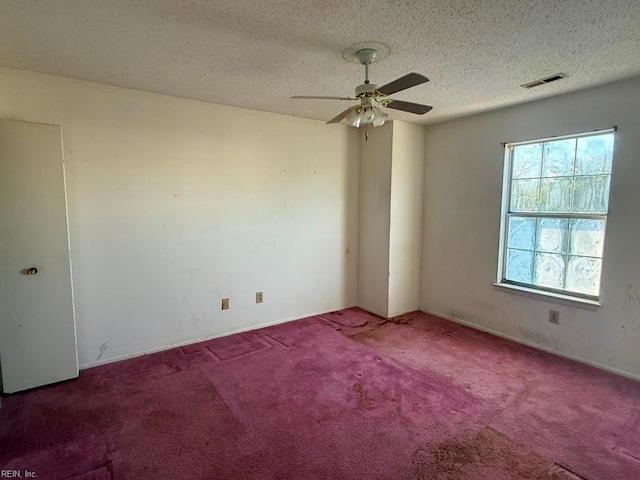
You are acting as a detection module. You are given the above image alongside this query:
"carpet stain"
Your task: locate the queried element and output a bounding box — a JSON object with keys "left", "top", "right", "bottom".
{"left": 347, "top": 322, "right": 397, "bottom": 342}
{"left": 410, "top": 426, "right": 578, "bottom": 480}
{"left": 386, "top": 316, "right": 412, "bottom": 325}
{"left": 143, "top": 408, "right": 178, "bottom": 434}
{"left": 353, "top": 382, "right": 375, "bottom": 410}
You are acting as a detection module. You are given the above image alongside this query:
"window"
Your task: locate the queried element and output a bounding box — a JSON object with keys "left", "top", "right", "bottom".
{"left": 498, "top": 128, "right": 615, "bottom": 301}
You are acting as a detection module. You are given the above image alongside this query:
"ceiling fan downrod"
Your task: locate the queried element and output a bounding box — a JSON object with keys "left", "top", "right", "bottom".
{"left": 356, "top": 48, "right": 377, "bottom": 86}
{"left": 354, "top": 49, "right": 380, "bottom": 97}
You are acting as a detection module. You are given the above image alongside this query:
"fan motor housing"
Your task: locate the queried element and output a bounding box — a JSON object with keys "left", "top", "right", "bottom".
{"left": 355, "top": 83, "right": 378, "bottom": 97}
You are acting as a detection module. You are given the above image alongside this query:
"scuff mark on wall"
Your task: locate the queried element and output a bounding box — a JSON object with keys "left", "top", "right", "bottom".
{"left": 624, "top": 284, "right": 640, "bottom": 306}
{"left": 97, "top": 342, "right": 108, "bottom": 360}
{"left": 623, "top": 284, "right": 640, "bottom": 334}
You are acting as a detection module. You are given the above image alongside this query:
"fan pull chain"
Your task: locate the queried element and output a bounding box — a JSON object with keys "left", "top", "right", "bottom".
{"left": 365, "top": 123, "right": 369, "bottom": 141}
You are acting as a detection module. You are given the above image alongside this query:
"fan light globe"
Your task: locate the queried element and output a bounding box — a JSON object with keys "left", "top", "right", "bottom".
{"left": 346, "top": 108, "right": 362, "bottom": 128}
{"left": 361, "top": 106, "right": 376, "bottom": 123}
{"left": 372, "top": 109, "right": 388, "bottom": 127}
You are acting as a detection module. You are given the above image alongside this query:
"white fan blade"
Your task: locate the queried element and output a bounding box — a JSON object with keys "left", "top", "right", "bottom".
{"left": 327, "top": 107, "right": 355, "bottom": 124}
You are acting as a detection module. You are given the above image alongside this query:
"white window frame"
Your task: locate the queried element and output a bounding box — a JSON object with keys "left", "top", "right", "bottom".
{"left": 495, "top": 127, "right": 616, "bottom": 306}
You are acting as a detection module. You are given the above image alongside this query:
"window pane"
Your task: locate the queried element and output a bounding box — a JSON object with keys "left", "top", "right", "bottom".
{"left": 572, "top": 175, "right": 610, "bottom": 213}
{"left": 507, "top": 217, "right": 536, "bottom": 250}
{"left": 576, "top": 134, "right": 614, "bottom": 175}
{"left": 510, "top": 179, "right": 540, "bottom": 212}
{"left": 506, "top": 249, "right": 533, "bottom": 283}
{"left": 512, "top": 143, "right": 542, "bottom": 179}
{"left": 566, "top": 256, "right": 602, "bottom": 296}
{"left": 536, "top": 218, "right": 568, "bottom": 254}
{"left": 539, "top": 177, "right": 573, "bottom": 212}
{"left": 534, "top": 252, "right": 565, "bottom": 289}
{"left": 542, "top": 139, "right": 576, "bottom": 177}
{"left": 570, "top": 219, "right": 605, "bottom": 257}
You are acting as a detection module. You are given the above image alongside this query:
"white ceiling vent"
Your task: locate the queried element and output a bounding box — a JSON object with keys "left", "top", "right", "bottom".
{"left": 521, "top": 73, "right": 567, "bottom": 89}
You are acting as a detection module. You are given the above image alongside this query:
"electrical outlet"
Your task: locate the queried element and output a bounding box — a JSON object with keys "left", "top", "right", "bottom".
{"left": 256, "top": 291, "right": 263, "bottom": 303}
{"left": 549, "top": 309, "right": 560, "bottom": 324}
{"left": 221, "top": 298, "right": 229, "bottom": 310}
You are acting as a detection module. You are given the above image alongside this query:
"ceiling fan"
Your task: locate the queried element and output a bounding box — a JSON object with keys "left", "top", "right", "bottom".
{"left": 291, "top": 48, "right": 432, "bottom": 128}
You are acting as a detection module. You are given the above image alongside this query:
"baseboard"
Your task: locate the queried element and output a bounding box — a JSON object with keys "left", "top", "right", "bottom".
{"left": 357, "top": 306, "right": 420, "bottom": 319}
{"left": 388, "top": 307, "right": 421, "bottom": 318}
{"left": 421, "top": 309, "right": 640, "bottom": 382}
{"left": 79, "top": 305, "right": 356, "bottom": 370}
{"left": 355, "top": 304, "right": 388, "bottom": 319}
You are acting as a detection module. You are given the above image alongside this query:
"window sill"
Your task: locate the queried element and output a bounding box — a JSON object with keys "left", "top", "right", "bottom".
{"left": 493, "top": 282, "right": 601, "bottom": 310}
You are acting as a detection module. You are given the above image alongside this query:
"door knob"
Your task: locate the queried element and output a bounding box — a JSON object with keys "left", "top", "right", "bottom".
{"left": 27, "top": 267, "right": 38, "bottom": 275}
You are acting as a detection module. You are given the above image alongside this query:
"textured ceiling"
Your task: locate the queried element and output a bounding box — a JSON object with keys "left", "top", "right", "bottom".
{"left": 1, "top": 0, "right": 640, "bottom": 125}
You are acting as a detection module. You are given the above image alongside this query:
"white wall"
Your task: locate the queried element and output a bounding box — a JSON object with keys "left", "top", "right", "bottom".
{"left": 388, "top": 122, "right": 424, "bottom": 317}
{"left": 357, "top": 123, "right": 393, "bottom": 317}
{"left": 421, "top": 76, "right": 640, "bottom": 378}
{"left": 0, "top": 67, "right": 359, "bottom": 367}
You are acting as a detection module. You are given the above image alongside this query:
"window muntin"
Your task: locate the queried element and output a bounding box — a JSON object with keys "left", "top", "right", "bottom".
{"left": 500, "top": 130, "right": 614, "bottom": 299}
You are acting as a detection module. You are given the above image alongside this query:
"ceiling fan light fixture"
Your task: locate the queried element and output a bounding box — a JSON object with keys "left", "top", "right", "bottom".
{"left": 347, "top": 105, "right": 388, "bottom": 128}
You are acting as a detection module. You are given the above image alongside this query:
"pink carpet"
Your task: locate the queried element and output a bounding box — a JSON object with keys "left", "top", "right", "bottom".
{"left": 1, "top": 308, "right": 639, "bottom": 479}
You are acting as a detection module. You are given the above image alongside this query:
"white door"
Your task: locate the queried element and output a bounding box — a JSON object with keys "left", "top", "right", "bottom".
{"left": 0, "top": 118, "right": 78, "bottom": 393}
